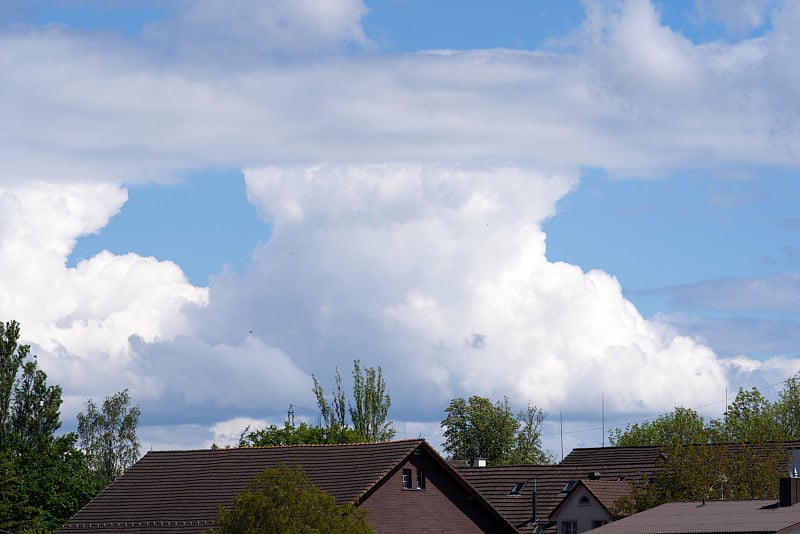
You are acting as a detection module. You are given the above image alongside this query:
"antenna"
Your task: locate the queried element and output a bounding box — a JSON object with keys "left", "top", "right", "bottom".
{"left": 602, "top": 393, "right": 605, "bottom": 448}
{"left": 560, "top": 411, "right": 564, "bottom": 462}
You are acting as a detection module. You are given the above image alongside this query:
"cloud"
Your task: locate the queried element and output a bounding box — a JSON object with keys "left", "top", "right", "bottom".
{"left": 0, "top": 182, "right": 208, "bottom": 421}
{"left": 655, "top": 312, "right": 800, "bottom": 359}
{"left": 2, "top": 0, "right": 800, "bottom": 185}
{"left": 694, "top": 0, "right": 777, "bottom": 36}
{"left": 647, "top": 273, "right": 800, "bottom": 313}
{"left": 1, "top": 1, "right": 799, "bottom": 450}
{"left": 141, "top": 0, "right": 370, "bottom": 61}
{"left": 228, "top": 164, "right": 730, "bottom": 419}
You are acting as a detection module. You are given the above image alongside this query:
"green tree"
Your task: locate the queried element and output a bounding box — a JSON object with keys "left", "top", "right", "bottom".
{"left": 776, "top": 374, "right": 800, "bottom": 440}
{"left": 239, "top": 422, "right": 364, "bottom": 447}
{"left": 207, "top": 463, "right": 373, "bottom": 534}
{"left": 77, "top": 388, "right": 141, "bottom": 487}
{"left": 312, "top": 360, "right": 394, "bottom": 442}
{"left": 609, "top": 407, "right": 707, "bottom": 446}
{"left": 349, "top": 360, "right": 394, "bottom": 442}
{"left": 709, "top": 387, "right": 782, "bottom": 443}
{"left": 508, "top": 404, "right": 553, "bottom": 464}
{"left": 441, "top": 396, "right": 551, "bottom": 465}
{"left": 0, "top": 320, "right": 98, "bottom": 531}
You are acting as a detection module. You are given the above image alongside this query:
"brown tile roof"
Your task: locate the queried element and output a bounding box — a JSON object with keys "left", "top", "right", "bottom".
{"left": 590, "top": 499, "right": 800, "bottom": 533}
{"left": 579, "top": 479, "right": 633, "bottom": 511}
{"left": 59, "top": 439, "right": 427, "bottom": 533}
{"left": 458, "top": 446, "right": 665, "bottom": 533}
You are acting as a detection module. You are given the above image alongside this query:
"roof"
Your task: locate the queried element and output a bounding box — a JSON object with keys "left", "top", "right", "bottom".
{"left": 547, "top": 479, "right": 633, "bottom": 520}
{"left": 458, "top": 446, "right": 664, "bottom": 532}
{"left": 58, "top": 439, "right": 430, "bottom": 533}
{"left": 590, "top": 499, "right": 800, "bottom": 534}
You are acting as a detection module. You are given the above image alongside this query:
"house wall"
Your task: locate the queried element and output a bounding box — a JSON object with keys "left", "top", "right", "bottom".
{"left": 552, "top": 487, "right": 610, "bottom": 534}
{"left": 360, "top": 453, "right": 511, "bottom": 534}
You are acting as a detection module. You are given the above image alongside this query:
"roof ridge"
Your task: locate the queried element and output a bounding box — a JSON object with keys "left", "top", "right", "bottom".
{"left": 146, "top": 438, "right": 425, "bottom": 454}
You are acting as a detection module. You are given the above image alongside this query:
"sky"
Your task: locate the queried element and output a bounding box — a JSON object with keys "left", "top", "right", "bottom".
{"left": 2, "top": 0, "right": 800, "bottom": 457}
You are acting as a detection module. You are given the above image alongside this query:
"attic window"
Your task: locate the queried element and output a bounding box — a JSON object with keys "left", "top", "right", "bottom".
{"left": 578, "top": 496, "right": 591, "bottom": 506}
{"left": 417, "top": 469, "right": 426, "bottom": 490}
{"left": 560, "top": 480, "right": 577, "bottom": 494}
{"left": 402, "top": 469, "right": 412, "bottom": 489}
{"left": 509, "top": 482, "right": 526, "bottom": 496}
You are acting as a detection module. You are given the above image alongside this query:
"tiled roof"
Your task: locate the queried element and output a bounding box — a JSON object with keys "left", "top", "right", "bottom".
{"left": 580, "top": 479, "right": 633, "bottom": 511}
{"left": 458, "top": 446, "right": 665, "bottom": 533}
{"left": 59, "top": 439, "right": 426, "bottom": 533}
{"left": 590, "top": 499, "right": 800, "bottom": 533}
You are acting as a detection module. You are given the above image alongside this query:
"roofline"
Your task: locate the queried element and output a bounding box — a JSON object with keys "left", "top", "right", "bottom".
{"left": 356, "top": 440, "right": 520, "bottom": 533}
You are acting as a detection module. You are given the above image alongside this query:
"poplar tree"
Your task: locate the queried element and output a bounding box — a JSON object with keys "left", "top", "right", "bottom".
{"left": 77, "top": 389, "right": 141, "bottom": 487}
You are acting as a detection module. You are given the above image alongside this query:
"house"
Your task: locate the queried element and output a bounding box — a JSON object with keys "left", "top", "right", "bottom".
{"left": 547, "top": 479, "right": 632, "bottom": 533}
{"left": 589, "top": 477, "right": 800, "bottom": 533}
{"left": 458, "top": 442, "right": 800, "bottom": 533}
{"left": 458, "top": 445, "right": 663, "bottom": 533}
{"left": 57, "top": 439, "right": 518, "bottom": 534}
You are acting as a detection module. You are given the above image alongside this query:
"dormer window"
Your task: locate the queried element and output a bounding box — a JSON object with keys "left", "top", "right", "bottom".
{"left": 417, "top": 469, "right": 426, "bottom": 490}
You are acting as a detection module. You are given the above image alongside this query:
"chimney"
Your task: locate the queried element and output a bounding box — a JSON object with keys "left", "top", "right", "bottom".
{"left": 780, "top": 477, "right": 800, "bottom": 507}
{"left": 473, "top": 457, "right": 486, "bottom": 467}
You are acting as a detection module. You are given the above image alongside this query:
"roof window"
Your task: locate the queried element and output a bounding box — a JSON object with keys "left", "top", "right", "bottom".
{"left": 509, "top": 482, "right": 526, "bottom": 496}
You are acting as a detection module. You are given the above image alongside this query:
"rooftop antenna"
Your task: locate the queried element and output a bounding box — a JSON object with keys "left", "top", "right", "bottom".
{"left": 560, "top": 411, "right": 564, "bottom": 462}
{"left": 602, "top": 393, "right": 605, "bottom": 448}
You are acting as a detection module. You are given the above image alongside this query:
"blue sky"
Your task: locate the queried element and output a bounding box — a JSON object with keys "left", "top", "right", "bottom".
{"left": 2, "top": 0, "right": 799, "bottom": 453}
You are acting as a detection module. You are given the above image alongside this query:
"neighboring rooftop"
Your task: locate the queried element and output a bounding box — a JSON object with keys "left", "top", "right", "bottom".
{"left": 590, "top": 499, "right": 800, "bottom": 534}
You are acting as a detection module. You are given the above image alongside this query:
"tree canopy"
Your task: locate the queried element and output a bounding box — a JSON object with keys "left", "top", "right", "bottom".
{"left": 0, "top": 320, "right": 99, "bottom": 532}
{"left": 313, "top": 359, "right": 395, "bottom": 442}
{"left": 243, "top": 360, "right": 394, "bottom": 448}
{"left": 207, "top": 463, "right": 373, "bottom": 534}
{"left": 441, "top": 396, "right": 552, "bottom": 465}
{"left": 610, "top": 382, "right": 800, "bottom": 514}
{"left": 77, "top": 388, "right": 142, "bottom": 488}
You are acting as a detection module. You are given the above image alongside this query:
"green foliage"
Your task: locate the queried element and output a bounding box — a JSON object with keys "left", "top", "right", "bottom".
{"left": 239, "top": 422, "right": 365, "bottom": 447}
{"left": 441, "top": 396, "right": 551, "bottom": 465}
{"left": 0, "top": 320, "right": 99, "bottom": 532}
{"left": 207, "top": 464, "right": 373, "bottom": 534}
{"left": 312, "top": 359, "right": 394, "bottom": 442}
{"left": 777, "top": 374, "right": 800, "bottom": 440}
{"left": 618, "top": 441, "right": 791, "bottom": 514}
{"left": 610, "top": 380, "right": 800, "bottom": 514}
{"left": 77, "top": 388, "right": 142, "bottom": 488}
{"left": 709, "top": 387, "right": 783, "bottom": 443}
{"left": 349, "top": 360, "right": 394, "bottom": 442}
{"left": 608, "top": 407, "right": 707, "bottom": 446}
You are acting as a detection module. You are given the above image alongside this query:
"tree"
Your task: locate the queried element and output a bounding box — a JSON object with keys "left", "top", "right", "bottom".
{"left": 349, "top": 360, "right": 394, "bottom": 442}
{"left": 312, "top": 360, "right": 394, "bottom": 442}
{"left": 441, "top": 396, "right": 551, "bottom": 465}
{"left": 0, "top": 320, "right": 98, "bottom": 531}
{"left": 775, "top": 374, "right": 800, "bottom": 441}
{"left": 239, "top": 422, "right": 364, "bottom": 447}
{"left": 709, "top": 387, "right": 783, "bottom": 443}
{"left": 207, "top": 463, "right": 373, "bottom": 534}
{"left": 77, "top": 388, "right": 141, "bottom": 487}
{"left": 608, "top": 407, "right": 707, "bottom": 447}
{"left": 508, "top": 404, "right": 553, "bottom": 464}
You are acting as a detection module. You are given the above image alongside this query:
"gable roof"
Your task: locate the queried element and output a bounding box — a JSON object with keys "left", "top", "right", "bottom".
{"left": 590, "top": 499, "right": 800, "bottom": 534}
{"left": 59, "top": 439, "right": 518, "bottom": 534}
{"left": 458, "top": 446, "right": 664, "bottom": 532}
{"left": 547, "top": 479, "right": 633, "bottom": 520}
